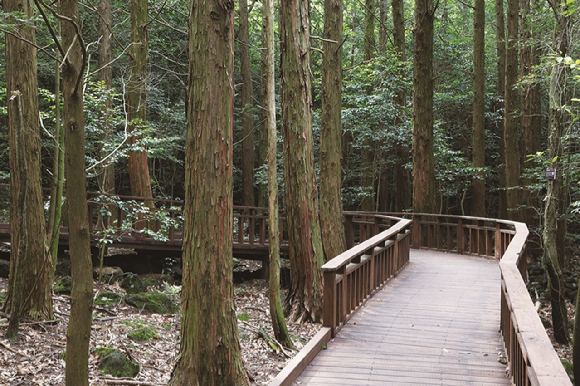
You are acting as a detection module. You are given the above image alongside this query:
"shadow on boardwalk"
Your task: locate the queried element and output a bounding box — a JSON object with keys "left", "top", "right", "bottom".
{"left": 294, "top": 250, "right": 511, "bottom": 386}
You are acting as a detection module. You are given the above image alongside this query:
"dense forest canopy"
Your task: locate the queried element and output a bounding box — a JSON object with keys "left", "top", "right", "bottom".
{"left": 0, "top": 0, "right": 577, "bottom": 224}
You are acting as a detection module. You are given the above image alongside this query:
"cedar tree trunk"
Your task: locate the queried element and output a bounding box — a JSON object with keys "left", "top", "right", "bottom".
{"left": 280, "top": 0, "right": 325, "bottom": 322}
{"left": 412, "top": 0, "right": 436, "bottom": 214}
{"left": 3, "top": 0, "right": 53, "bottom": 339}
{"left": 320, "top": 0, "right": 347, "bottom": 261}
{"left": 472, "top": 0, "right": 486, "bottom": 217}
{"left": 168, "top": 1, "right": 249, "bottom": 384}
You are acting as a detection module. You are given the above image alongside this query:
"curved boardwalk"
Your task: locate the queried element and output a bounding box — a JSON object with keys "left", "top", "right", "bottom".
{"left": 294, "top": 250, "right": 511, "bottom": 386}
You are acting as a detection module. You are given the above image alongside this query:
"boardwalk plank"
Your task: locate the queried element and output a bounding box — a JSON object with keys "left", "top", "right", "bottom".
{"left": 293, "top": 250, "right": 511, "bottom": 386}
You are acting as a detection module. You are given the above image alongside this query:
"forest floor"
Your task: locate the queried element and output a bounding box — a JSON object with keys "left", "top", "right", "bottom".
{"left": 0, "top": 260, "right": 321, "bottom": 386}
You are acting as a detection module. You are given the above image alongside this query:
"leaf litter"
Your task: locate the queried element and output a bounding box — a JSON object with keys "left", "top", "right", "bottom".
{"left": 0, "top": 270, "right": 320, "bottom": 385}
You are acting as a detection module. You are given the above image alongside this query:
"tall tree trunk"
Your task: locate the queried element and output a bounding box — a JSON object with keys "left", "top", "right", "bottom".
{"left": 3, "top": 0, "right": 53, "bottom": 339}
{"left": 257, "top": 22, "right": 269, "bottom": 209}
{"left": 320, "top": 0, "right": 347, "bottom": 261}
{"left": 360, "top": 0, "right": 376, "bottom": 211}
{"left": 504, "top": 0, "right": 520, "bottom": 221}
{"left": 392, "top": 0, "right": 410, "bottom": 212}
{"left": 472, "top": 0, "right": 486, "bottom": 217}
{"left": 379, "top": 0, "right": 388, "bottom": 54}
{"left": 263, "top": 0, "right": 292, "bottom": 348}
{"left": 412, "top": 0, "right": 436, "bottom": 214}
{"left": 240, "top": 0, "right": 255, "bottom": 207}
{"left": 98, "top": 0, "right": 115, "bottom": 197}
{"left": 280, "top": 0, "right": 325, "bottom": 322}
{"left": 128, "top": 0, "right": 154, "bottom": 203}
{"left": 518, "top": 0, "right": 541, "bottom": 227}
{"left": 544, "top": 6, "right": 571, "bottom": 344}
{"left": 60, "top": 0, "right": 94, "bottom": 383}
{"left": 169, "top": 1, "right": 249, "bottom": 384}
{"left": 495, "top": 0, "right": 507, "bottom": 219}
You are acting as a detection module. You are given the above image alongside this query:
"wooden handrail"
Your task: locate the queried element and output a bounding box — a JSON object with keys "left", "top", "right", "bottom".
{"left": 322, "top": 216, "right": 412, "bottom": 337}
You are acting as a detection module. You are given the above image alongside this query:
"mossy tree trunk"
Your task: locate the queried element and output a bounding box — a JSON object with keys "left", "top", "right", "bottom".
{"left": 280, "top": 0, "right": 325, "bottom": 322}
{"left": 60, "top": 0, "right": 94, "bottom": 384}
{"left": 168, "top": 1, "right": 249, "bottom": 384}
{"left": 320, "top": 0, "right": 347, "bottom": 261}
{"left": 412, "top": 0, "right": 436, "bottom": 214}
{"left": 3, "top": 0, "right": 53, "bottom": 339}
{"left": 264, "top": 0, "right": 292, "bottom": 348}
{"left": 543, "top": 6, "right": 571, "bottom": 345}
{"left": 471, "top": 0, "right": 485, "bottom": 217}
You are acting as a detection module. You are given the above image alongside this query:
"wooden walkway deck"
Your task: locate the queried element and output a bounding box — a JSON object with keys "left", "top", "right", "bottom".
{"left": 294, "top": 250, "right": 511, "bottom": 385}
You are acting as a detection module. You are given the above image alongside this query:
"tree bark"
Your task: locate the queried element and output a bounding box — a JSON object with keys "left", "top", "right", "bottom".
{"left": 504, "top": 0, "right": 520, "bottom": 221}
{"left": 495, "top": 0, "right": 507, "bottom": 219}
{"left": 360, "top": 0, "right": 376, "bottom": 211}
{"left": 392, "top": 0, "right": 410, "bottom": 212}
{"left": 543, "top": 7, "right": 571, "bottom": 344}
{"left": 98, "top": 0, "right": 115, "bottom": 197}
{"left": 472, "top": 0, "right": 486, "bottom": 217}
{"left": 3, "top": 0, "right": 53, "bottom": 339}
{"left": 60, "top": 0, "right": 94, "bottom": 384}
{"left": 320, "top": 0, "right": 347, "bottom": 261}
{"left": 412, "top": 0, "right": 436, "bottom": 214}
{"left": 240, "top": 0, "right": 255, "bottom": 207}
{"left": 280, "top": 0, "right": 325, "bottom": 322}
{"left": 263, "top": 0, "right": 292, "bottom": 348}
{"left": 128, "top": 0, "right": 154, "bottom": 204}
{"left": 169, "top": 1, "right": 249, "bottom": 384}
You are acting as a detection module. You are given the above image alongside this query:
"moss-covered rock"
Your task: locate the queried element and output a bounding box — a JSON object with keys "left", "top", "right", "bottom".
{"left": 121, "top": 273, "right": 147, "bottom": 294}
{"left": 95, "top": 291, "right": 123, "bottom": 306}
{"left": 122, "top": 320, "right": 159, "bottom": 342}
{"left": 54, "top": 276, "right": 72, "bottom": 295}
{"left": 0, "top": 290, "right": 6, "bottom": 306}
{"left": 96, "top": 347, "right": 139, "bottom": 378}
{"left": 141, "top": 274, "right": 175, "bottom": 289}
{"left": 124, "top": 291, "right": 178, "bottom": 314}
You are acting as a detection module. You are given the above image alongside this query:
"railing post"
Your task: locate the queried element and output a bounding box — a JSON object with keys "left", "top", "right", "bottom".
{"left": 457, "top": 218, "right": 464, "bottom": 254}
{"left": 495, "top": 223, "right": 502, "bottom": 259}
{"left": 412, "top": 218, "right": 420, "bottom": 249}
{"left": 323, "top": 270, "right": 337, "bottom": 337}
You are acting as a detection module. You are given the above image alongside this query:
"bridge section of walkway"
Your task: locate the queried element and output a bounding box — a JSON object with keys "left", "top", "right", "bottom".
{"left": 295, "top": 250, "right": 510, "bottom": 385}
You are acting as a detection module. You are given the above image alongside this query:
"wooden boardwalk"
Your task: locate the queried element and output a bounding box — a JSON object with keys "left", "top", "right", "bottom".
{"left": 294, "top": 250, "right": 511, "bottom": 385}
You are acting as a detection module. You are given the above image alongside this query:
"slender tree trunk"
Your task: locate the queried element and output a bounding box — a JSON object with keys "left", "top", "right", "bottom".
{"left": 472, "top": 0, "right": 486, "bottom": 217}
{"left": 495, "top": 0, "right": 507, "bottom": 219}
{"left": 320, "top": 0, "right": 347, "bottom": 261}
{"left": 128, "top": 0, "right": 154, "bottom": 204}
{"left": 169, "top": 1, "right": 249, "bottom": 384}
{"left": 280, "top": 0, "right": 325, "bottom": 322}
{"left": 240, "top": 0, "right": 255, "bottom": 207}
{"left": 360, "top": 0, "right": 376, "bottom": 211}
{"left": 392, "top": 0, "right": 410, "bottom": 212}
{"left": 263, "top": 0, "right": 292, "bottom": 348}
{"left": 60, "top": 0, "right": 94, "bottom": 383}
{"left": 98, "top": 0, "right": 115, "bottom": 197}
{"left": 543, "top": 8, "right": 571, "bottom": 344}
{"left": 3, "top": 0, "right": 53, "bottom": 339}
{"left": 47, "top": 16, "right": 65, "bottom": 279}
{"left": 412, "top": 0, "right": 436, "bottom": 214}
{"left": 504, "top": 0, "right": 520, "bottom": 221}
{"left": 379, "top": 0, "right": 388, "bottom": 54}
{"left": 518, "top": 0, "right": 540, "bottom": 226}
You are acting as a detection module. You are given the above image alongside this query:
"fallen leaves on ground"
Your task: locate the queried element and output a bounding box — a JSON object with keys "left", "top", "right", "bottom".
{"left": 0, "top": 274, "right": 320, "bottom": 385}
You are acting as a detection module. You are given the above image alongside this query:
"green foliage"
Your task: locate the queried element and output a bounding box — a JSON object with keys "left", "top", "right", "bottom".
{"left": 237, "top": 313, "right": 250, "bottom": 322}
{"left": 122, "top": 319, "right": 160, "bottom": 342}
{"left": 124, "top": 291, "right": 179, "bottom": 314}
{"left": 94, "top": 291, "right": 123, "bottom": 307}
